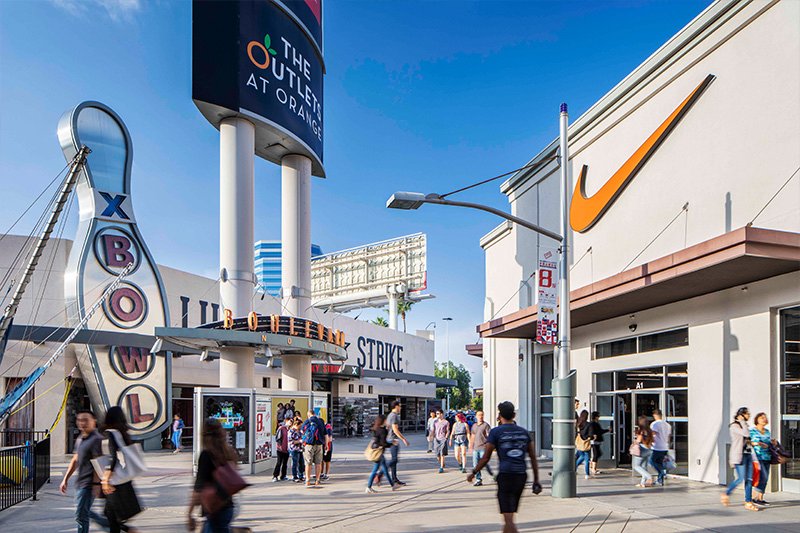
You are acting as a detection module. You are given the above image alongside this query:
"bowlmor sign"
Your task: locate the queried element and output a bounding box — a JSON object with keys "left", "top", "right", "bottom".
{"left": 536, "top": 250, "right": 558, "bottom": 345}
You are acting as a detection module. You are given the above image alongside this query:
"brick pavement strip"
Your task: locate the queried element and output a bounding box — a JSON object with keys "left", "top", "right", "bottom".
{"left": 1, "top": 433, "right": 798, "bottom": 532}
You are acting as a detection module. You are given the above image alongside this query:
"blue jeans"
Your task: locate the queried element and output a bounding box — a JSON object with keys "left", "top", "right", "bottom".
{"left": 387, "top": 444, "right": 399, "bottom": 482}
{"left": 726, "top": 453, "right": 754, "bottom": 502}
{"left": 367, "top": 455, "right": 393, "bottom": 488}
{"left": 472, "top": 449, "right": 493, "bottom": 481}
{"left": 291, "top": 450, "right": 303, "bottom": 479}
{"left": 650, "top": 450, "right": 668, "bottom": 484}
{"left": 171, "top": 430, "right": 182, "bottom": 449}
{"left": 75, "top": 487, "right": 108, "bottom": 533}
{"left": 203, "top": 504, "right": 234, "bottom": 533}
{"left": 633, "top": 448, "right": 653, "bottom": 484}
{"left": 755, "top": 457, "right": 770, "bottom": 494}
{"left": 575, "top": 449, "right": 590, "bottom": 475}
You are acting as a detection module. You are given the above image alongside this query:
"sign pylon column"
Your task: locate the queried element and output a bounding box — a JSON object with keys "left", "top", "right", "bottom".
{"left": 281, "top": 154, "right": 312, "bottom": 391}
{"left": 219, "top": 117, "right": 255, "bottom": 388}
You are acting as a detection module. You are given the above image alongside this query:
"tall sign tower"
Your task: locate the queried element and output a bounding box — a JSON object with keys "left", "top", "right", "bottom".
{"left": 192, "top": 0, "right": 324, "bottom": 389}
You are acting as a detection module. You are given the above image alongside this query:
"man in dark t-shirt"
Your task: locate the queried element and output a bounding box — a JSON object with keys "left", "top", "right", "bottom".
{"left": 468, "top": 402, "right": 541, "bottom": 533}
{"left": 60, "top": 410, "right": 108, "bottom": 532}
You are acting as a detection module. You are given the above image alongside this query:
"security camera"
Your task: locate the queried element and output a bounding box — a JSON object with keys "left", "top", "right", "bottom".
{"left": 629, "top": 324, "right": 637, "bottom": 333}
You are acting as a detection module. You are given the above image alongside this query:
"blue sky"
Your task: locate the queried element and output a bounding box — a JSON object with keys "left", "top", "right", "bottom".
{"left": 0, "top": 0, "right": 711, "bottom": 386}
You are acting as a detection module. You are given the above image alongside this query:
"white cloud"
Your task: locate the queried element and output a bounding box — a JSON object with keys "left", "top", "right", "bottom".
{"left": 51, "top": 0, "right": 142, "bottom": 22}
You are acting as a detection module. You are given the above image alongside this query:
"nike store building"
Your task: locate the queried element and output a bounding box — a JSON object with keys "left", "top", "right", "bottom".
{"left": 475, "top": 0, "right": 800, "bottom": 492}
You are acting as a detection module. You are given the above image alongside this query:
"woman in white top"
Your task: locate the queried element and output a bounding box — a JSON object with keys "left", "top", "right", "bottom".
{"left": 450, "top": 413, "right": 469, "bottom": 473}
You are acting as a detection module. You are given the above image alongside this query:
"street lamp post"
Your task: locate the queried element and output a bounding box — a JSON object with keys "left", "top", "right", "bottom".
{"left": 386, "top": 105, "right": 576, "bottom": 498}
{"left": 442, "top": 317, "right": 453, "bottom": 411}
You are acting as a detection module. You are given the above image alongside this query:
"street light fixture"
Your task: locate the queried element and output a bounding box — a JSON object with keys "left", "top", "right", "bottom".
{"left": 386, "top": 105, "right": 576, "bottom": 498}
{"left": 442, "top": 317, "right": 453, "bottom": 412}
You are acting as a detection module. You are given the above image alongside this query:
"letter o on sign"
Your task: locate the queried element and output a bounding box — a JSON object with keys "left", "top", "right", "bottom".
{"left": 103, "top": 281, "right": 148, "bottom": 329}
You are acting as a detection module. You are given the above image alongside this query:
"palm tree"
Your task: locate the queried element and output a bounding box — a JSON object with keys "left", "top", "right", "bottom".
{"left": 397, "top": 299, "right": 414, "bottom": 333}
{"left": 373, "top": 316, "right": 389, "bottom": 327}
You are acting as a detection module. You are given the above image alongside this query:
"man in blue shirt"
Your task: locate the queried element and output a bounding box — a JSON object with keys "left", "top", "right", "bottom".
{"left": 467, "top": 402, "right": 541, "bottom": 533}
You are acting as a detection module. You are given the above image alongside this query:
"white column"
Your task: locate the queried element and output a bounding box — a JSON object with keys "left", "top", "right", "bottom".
{"left": 219, "top": 117, "right": 255, "bottom": 389}
{"left": 388, "top": 290, "right": 398, "bottom": 330}
{"left": 281, "top": 154, "right": 312, "bottom": 391}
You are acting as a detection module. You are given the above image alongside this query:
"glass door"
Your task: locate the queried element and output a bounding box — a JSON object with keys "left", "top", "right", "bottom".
{"left": 615, "top": 393, "right": 632, "bottom": 467}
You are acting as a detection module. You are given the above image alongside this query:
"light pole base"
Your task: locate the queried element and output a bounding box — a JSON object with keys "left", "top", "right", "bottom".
{"left": 551, "top": 370, "right": 577, "bottom": 498}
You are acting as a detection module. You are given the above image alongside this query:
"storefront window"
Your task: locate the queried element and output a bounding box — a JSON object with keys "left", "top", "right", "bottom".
{"left": 780, "top": 306, "right": 800, "bottom": 482}
{"left": 666, "top": 363, "right": 688, "bottom": 388}
{"left": 539, "top": 353, "right": 554, "bottom": 450}
{"left": 596, "top": 372, "right": 614, "bottom": 392}
{"left": 616, "top": 367, "right": 664, "bottom": 390}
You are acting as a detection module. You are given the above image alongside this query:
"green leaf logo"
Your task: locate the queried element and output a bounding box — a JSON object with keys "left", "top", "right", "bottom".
{"left": 264, "top": 34, "right": 277, "bottom": 56}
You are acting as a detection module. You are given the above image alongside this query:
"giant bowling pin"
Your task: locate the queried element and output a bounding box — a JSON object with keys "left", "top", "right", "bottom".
{"left": 59, "top": 102, "right": 171, "bottom": 440}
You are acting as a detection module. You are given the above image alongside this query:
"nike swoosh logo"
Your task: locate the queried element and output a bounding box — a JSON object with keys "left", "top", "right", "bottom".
{"left": 570, "top": 74, "right": 715, "bottom": 233}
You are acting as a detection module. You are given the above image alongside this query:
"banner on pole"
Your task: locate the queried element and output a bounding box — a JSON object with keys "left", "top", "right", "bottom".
{"left": 536, "top": 250, "right": 558, "bottom": 345}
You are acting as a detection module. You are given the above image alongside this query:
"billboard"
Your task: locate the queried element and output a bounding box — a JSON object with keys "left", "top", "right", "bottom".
{"left": 193, "top": 0, "right": 325, "bottom": 176}
{"left": 310, "top": 233, "right": 428, "bottom": 311}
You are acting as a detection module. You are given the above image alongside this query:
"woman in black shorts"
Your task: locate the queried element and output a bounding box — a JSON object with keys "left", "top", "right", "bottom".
{"left": 467, "top": 402, "right": 541, "bottom": 533}
{"left": 587, "top": 411, "right": 609, "bottom": 476}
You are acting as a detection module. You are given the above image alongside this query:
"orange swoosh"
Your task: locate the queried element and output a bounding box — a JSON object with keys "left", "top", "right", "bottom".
{"left": 570, "top": 74, "right": 715, "bottom": 233}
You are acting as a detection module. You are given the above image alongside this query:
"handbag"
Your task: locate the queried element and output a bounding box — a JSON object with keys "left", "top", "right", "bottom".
{"left": 575, "top": 434, "right": 591, "bottom": 452}
{"left": 200, "top": 461, "right": 249, "bottom": 516}
{"left": 769, "top": 441, "right": 790, "bottom": 465}
{"left": 105, "top": 480, "right": 142, "bottom": 522}
{"left": 628, "top": 443, "right": 641, "bottom": 457}
{"left": 107, "top": 430, "right": 148, "bottom": 485}
{"left": 364, "top": 442, "right": 384, "bottom": 462}
{"left": 663, "top": 454, "right": 677, "bottom": 471}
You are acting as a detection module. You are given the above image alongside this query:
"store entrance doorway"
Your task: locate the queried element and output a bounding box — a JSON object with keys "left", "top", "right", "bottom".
{"left": 600, "top": 391, "right": 660, "bottom": 469}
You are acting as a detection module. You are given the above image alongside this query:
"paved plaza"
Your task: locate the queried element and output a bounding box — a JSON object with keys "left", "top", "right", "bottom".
{"left": 1, "top": 432, "right": 798, "bottom": 532}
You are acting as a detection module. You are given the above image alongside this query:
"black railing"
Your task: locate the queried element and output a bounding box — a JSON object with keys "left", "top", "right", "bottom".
{"left": 0, "top": 437, "right": 50, "bottom": 512}
{"left": 0, "top": 429, "right": 49, "bottom": 448}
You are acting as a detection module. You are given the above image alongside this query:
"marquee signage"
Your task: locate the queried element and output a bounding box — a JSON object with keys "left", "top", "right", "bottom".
{"left": 192, "top": 0, "right": 325, "bottom": 176}
{"left": 59, "top": 101, "right": 171, "bottom": 439}
{"left": 203, "top": 312, "right": 346, "bottom": 347}
{"left": 312, "top": 363, "right": 362, "bottom": 378}
{"left": 570, "top": 74, "right": 715, "bottom": 233}
{"left": 355, "top": 336, "right": 404, "bottom": 372}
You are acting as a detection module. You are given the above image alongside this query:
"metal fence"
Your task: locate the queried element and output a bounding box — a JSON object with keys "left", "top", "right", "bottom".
{"left": 0, "top": 429, "right": 49, "bottom": 448}
{"left": 0, "top": 437, "right": 50, "bottom": 512}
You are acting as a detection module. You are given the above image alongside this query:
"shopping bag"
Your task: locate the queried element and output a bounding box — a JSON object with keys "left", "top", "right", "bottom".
{"left": 364, "top": 442, "right": 384, "bottom": 462}
{"left": 107, "top": 430, "right": 148, "bottom": 485}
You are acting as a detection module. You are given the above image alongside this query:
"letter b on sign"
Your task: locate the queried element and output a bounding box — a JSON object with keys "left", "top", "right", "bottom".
{"left": 95, "top": 228, "right": 139, "bottom": 274}
{"left": 539, "top": 269, "right": 553, "bottom": 288}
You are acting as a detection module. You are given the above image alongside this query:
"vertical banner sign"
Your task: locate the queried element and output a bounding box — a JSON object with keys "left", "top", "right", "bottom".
{"left": 255, "top": 397, "right": 272, "bottom": 461}
{"left": 536, "top": 250, "right": 558, "bottom": 345}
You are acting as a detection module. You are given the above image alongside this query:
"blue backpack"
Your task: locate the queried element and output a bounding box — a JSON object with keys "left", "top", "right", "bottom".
{"left": 302, "top": 417, "right": 324, "bottom": 445}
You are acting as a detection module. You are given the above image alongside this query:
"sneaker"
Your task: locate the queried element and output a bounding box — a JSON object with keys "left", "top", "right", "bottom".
{"left": 438, "top": 467, "right": 444, "bottom": 474}
{"left": 280, "top": 477, "right": 288, "bottom": 481}
{"left": 585, "top": 475, "right": 590, "bottom": 480}
{"left": 753, "top": 499, "right": 770, "bottom": 507}
{"left": 272, "top": 477, "right": 279, "bottom": 482}
{"left": 392, "top": 483, "right": 401, "bottom": 491}
{"left": 321, "top": 474, "right": 329, "bottom": 480}
{"left": 365, "top": 487, "right": 377, "bottom": 494}
{"left": 427, "top": 450, "right": 432, "bottom": 453}
{"left": 473, "top": 480, "right": 482, "bottom": 487}
{"left": 394, "top": 480, "right": 407, "bottom": 486}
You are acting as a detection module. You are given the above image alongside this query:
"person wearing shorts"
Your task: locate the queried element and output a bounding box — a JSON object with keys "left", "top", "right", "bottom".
{"left": 432, "top": 409, "right": 450, "bottom": 473}
{"left": 301, "top": 410, "right": 325, "bottom": 487}
{"left": 321, "top": 421, "right": 333, "bottom": 480}
{"left": 468, "top": 402, "right": 541, "bottom": 533}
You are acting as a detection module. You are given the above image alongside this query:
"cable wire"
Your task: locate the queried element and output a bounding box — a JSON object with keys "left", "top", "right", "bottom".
{"left": 620, "top": 202, "right": 689, "bottom": 273}
{"left": 748, "top": 165, "right": 800, "bottom": 227}
{"left": 439, "top": 155, "right": 558, "bottom": 199}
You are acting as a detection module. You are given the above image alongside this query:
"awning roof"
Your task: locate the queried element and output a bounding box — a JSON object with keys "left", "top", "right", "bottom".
{"left": 478, "top": 226, "right": 800, "bottom": 339}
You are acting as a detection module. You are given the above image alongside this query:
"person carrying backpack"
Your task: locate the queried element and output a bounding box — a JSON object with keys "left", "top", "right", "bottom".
{"left": 301, "top": 409, "right": 326, "bottom": 488}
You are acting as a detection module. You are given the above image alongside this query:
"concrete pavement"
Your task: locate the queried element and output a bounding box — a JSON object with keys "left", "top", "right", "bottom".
{"left": 1, "top": 432, "right": 798, "bottom": 532}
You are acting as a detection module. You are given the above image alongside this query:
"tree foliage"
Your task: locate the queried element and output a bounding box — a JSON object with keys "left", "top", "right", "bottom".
{"left": 434, "top": 361, "right": 471, "bottom": 409}
{"left": 373, "top": 316, "right": 389, "bottom": 327}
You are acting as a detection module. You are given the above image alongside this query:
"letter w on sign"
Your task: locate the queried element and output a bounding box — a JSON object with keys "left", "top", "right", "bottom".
{"left": 117, "top": 347, "right": 149, "bottom": 374}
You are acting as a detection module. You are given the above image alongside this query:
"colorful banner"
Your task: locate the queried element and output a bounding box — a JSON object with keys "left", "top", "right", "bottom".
{"left": 536, "top": 250, "right": 558, "bottom": 345}
{"left": 313, "top": 396, "right": 328, "bottom": 424}
{"left": 255, "top": 398, "right": 272, "bottom": 462}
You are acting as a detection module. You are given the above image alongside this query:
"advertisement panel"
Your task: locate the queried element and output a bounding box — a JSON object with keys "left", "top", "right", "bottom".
{"left": 255, "top": 397, "right": 272, "bottom": 461}
{"left": 203, "top": 395, "right": 250, "bottom": 463}
{"left": 271, "top": 396, "right": 308, "bottom": 433}
{"left": 313, "top": 396, "right": 327, "bottom": 425}
{"left": 536, "top": 250, "right": 558, "bottom": 345}
{"left": 193, "top": 0, "right": 325, "bottom": 175}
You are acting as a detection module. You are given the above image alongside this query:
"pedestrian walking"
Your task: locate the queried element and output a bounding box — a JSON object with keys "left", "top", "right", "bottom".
{"left": 468, "top": 410, "right": 493, "bottom": 486}
{"left": 632, "top": 416, "right": 654, "bottom": 487}
{"left": 386, "top": 400, "right": 409, "bottom": 485}
{"left": 365, "top": 414, "right": 398, "bottom": 493}
{"left": 722, "top": 407, "right": 759, "bottom": 511}
{"left": 301, "top": 409, "right": 326, "bottom": 488}
{"left": 321, "top": 420, "right": 333, "bottom": 480}
{"left": 426, "top": 411, "right": 436, "bottom": 453}
{"left": 289, "top": 419, "right": 305, "bottom": 482}
{"left": 650, "top": 409, "right": 672, "bottom": 486}
{"left": 451, "top": 412, "right": 469, "bottom": 473}
{"left": 432, "top": 409, "right": 451, "bottom": 473}
{"left": 574, "top": 410, "right": 591, "bottom": 479}
{"left": 467, "top": 402, "right": 542, "bottom": 533}
{"left": 101, "top": 406, "right": 142, "bottom": 533}
{"left": 750, "top": 412, "right": 772, "bottom": 506}
{"left": 187, "top": 418, "right": 242, "bottom": 532}
{"left": 272, "top": 416, "right": 290, "bottom": 482}
{"left": 60, "top": 409, "right": 108, "bottom": 533}
{"left": 171, "top": 414, "right": 185, "bottom": 453}
{"left": 586, "top": 411, "right": 609, "bottom": 476}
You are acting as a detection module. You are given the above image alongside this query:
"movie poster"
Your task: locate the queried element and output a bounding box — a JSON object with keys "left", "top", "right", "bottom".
{"left": 255, "top": 397, "right": 272, "bottom": 461}
{"left": 204, "top": 395, "right": 249, "bottom": 463}
{"left": 271, "top": 396, "right": 308, "bottom": 433}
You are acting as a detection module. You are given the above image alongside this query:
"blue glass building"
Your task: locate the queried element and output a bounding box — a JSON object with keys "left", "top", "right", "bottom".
{"left": 254, "top": 240, "right": 323, "bottom": 296}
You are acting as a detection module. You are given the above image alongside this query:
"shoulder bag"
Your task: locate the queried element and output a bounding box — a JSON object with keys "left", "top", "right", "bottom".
{"left": 200, "top": 460, "right": 249, "bottom": 515}
{"left": 364, "top": 439, "right": 384, "bottom": 462}
{"left": 628, "top": 442, "right": 641, "bottom": 457}
{"left": 769, "top": 440, "right": 790, "bottom": 465}
{"left": 105, "top": 480, "right": 142, "bottom": 522}
{"left": 575, "top": 433, "right": 591, "bottom": 452}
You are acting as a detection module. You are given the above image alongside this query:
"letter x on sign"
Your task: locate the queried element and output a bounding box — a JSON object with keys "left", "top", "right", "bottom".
{"left": 99, "top": 192, "right": 130, "bottom": 219}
